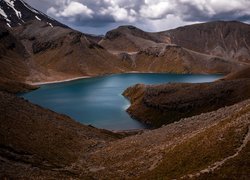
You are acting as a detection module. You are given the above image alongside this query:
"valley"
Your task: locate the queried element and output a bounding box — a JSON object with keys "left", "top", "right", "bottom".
{"left": 20, "top": 73, "right": 222, "bottom": 130}
{"left": 0, "top": 0, "right": 250, "bottom": 179}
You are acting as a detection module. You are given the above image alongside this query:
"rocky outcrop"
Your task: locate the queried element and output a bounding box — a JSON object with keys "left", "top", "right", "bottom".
{"left": 124, "top": 68, "right": 250, "bottom": 127}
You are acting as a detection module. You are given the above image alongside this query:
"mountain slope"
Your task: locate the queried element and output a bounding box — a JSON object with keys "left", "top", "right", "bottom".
{"left": 99, "top": 25, "right": 167, "bottom": 52}
{"left": 0, "top": 90, "right": 123, "bottom": 179}
{"left": 0, "top": 26, "right": 29, "bottom": 81}
{"left": 161, "top": 21, "right": 250, "bottom": 63}
{"left": 1, "top": 89, "right": 249, "bottom": 179}
{"left": 0, "top": 1, "right": 249, "bottom": 83}
{"left": 101, "top": 21, "right": 250, "bottom": 63}
{"left": 100, "top": 22, "right": 249, "bottom": 74}
{"left": 125, "top": 44, "right": 239, "bottom": 74}
{"left": 0, "top": 0, "right": 129, "bottom": 83}
{"left": 124, "top": 67, "right": 250, "bottom": 127}
{"left": 0, "top": 0, "right": 65, "bottom": 28}
{"left": 12, "top": 20, "right": 129, "bottom": 83}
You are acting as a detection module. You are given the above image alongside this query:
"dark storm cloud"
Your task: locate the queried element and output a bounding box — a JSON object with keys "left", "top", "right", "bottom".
{"left": 23, "top": 0, "right": 250, "bottom": 34}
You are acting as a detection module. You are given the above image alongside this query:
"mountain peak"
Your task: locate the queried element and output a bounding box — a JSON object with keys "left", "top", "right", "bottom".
{"left": 0, "top": 0, "right": 65, "bottom": 28}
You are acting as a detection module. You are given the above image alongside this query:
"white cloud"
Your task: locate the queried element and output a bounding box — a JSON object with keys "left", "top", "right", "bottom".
{"left": 100, "top": 5, "right": 136, "bottom": 22}
{"left": 24, "top": 0, "right": 250, "bottom": 34}
{"left": 139, "top": 1, "right": 174, "bottom": 19}
{"left": 47, "top": 1, "right": 94, "bottom": 20}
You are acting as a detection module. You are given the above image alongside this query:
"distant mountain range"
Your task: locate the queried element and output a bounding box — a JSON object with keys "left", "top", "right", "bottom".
{"left": 0, "top": 0, "right": 249, "bottom": 84}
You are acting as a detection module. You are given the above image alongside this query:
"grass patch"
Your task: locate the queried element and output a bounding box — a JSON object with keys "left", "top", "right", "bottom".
{"left": 139, "top": 112, "right": 249, "bottom": 179}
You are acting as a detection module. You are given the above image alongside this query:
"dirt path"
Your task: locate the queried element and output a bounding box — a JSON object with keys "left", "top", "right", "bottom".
{"left": 183, "top": 124, "right": 250, "bottom": 179}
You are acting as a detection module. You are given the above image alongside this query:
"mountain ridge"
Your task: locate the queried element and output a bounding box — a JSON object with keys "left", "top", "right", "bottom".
{"left": 0, "top": 0, "right": 249, "bottom": 84}
{"left": 0, "top": 0, "right": 66, "bottom": 28}
{"left": 0, "top": 1, "right": 249, "bottom": 179}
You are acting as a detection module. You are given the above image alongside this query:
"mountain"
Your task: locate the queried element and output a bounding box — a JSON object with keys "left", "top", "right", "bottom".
{"left": 161, "top": 21, "right": 250, "bottom": 63}
{"left": 100, "top": 22, "right": 250, "bottom": 74}
{"left": 0, "top": 1, "right": 249, "bottom": 178}
{"left": 0, "top": 0, "right": 129, "bottom": 83}
{"left": 0, "top": 0, "right": 65, "bottom": 28}
{"left": 0, "top": 0, "right": 249, "bottom": 84}
{"left": 101, "top": 21, "right": 250, "bottom": 63}
{"left": 99, "top": 25, "right": 165, "bottom": 52}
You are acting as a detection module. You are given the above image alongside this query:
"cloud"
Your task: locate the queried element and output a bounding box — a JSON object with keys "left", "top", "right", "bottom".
{"left": 99, "top": 5, "right": 136, "bottom": 22}
{"left": 139, "top": 1, "right": 174, "bottom": 19}
{"left": 47, "top": 1, "right": 94, "bottom": 22}
{"left": 23, "top": 0, "right": 250, "bottom": 34}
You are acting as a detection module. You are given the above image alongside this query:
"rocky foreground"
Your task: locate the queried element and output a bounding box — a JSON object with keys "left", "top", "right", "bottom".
{"left": 0, "top": 68, "right": 250, "bottom": 179}
{"left": 0, "top": 91, "right": 249, "bottom": 179}
{"left": 0, "top": 91, "right": 123, "bottom": 179}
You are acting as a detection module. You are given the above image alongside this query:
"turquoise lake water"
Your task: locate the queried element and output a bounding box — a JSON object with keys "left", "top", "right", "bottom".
{"left": 21, "top": 73, "right": 222, "bottom": 130}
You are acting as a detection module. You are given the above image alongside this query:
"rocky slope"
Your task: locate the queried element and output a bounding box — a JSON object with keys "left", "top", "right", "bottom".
{"left": 0, "top": 0, "right": 65, "bottom": 28}
{"left": 0, "top": 1, "right": 249, "bottom": 84}
{"left": 100, "top": 22, "right": 250, "bottom": 74}
{"left": 0, "top": 76, "right": 37, "bottom": 93}
{"left": 12, "top": 20, "right": 129, "bottom": 83}
{"left": 0, "top": 0, "right": 129, "bottom": 84}
{"left": 161, "top": 21, "right": 250, "bottom": 63}
{"left": 99, "top": 25, "right": 165, "bottom": 52}
{"left": 83, "top": 99, "right": 250, "bottom": 179}
{"left": 0, "top": 26, "right": 30, "bottom": 81}
{"left": 101, "top": 21, "right": 250, "bottom": 64}
{"left": 124, "top": 67, "right": 250, "bottom": 127}
{"left": 0, "top": 2, "right": 249, "bottom": 178}
{"left": 0, "top": 91, "right": 122, "bottom": 179}
{"left": 0, "top": 90, "right": 249, "bottom": 179}
{"left": 122, "top": 44, "right": 239, "bottom": 74}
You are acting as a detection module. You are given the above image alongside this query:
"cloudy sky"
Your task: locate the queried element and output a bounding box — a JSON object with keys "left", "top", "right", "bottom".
{"left": 23, "top": 0, "right": 250, "bottom": 35}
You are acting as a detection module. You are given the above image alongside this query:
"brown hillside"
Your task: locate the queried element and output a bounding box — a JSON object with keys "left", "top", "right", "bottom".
{"left": 0, "top": 77, "right": 37, "bottom": 93}
{"left": 99, "top": 25, "right": 167, "bottom": 52}
{"left": 124, "top": 68, "right": 250, "bottom": 127}
{"left": 222, "top": 66, "right": 250, "bottom": 80}
{"left": 65, "top": 99, "right": 250, "bottom": 179}
{"left": 0, "top": 91, "right": 121, "bottom": 179}
{"left": 0, "top": 21, "right": 130, "bottom": 83}
{"left": 122, "top": 45, "right": 240, "bottom": 74}
{"left": 1, "top": 91, "right": 249, "bottom": 179}
{"left": 161, "top": 21, "right": 250, "bottom": 62}
{"left": 0, "top": 27, "right": 30, "bottom": 81}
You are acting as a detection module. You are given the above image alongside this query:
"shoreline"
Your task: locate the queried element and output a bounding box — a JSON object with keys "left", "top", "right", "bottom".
{"left": 28, "top": 76, "right": 92, "bottom": 86}
{"left": 27, "top": 71, "right": 224, "bottom": 86}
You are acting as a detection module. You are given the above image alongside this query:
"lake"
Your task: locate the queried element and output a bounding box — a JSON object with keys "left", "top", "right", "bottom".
{"left": 21, "top": 73, "right": 222, "bottom": 130}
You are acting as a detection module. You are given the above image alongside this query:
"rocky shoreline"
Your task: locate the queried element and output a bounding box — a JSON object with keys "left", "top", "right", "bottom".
{"left": 123, "top": 67, "right": 250, "bottom": 127}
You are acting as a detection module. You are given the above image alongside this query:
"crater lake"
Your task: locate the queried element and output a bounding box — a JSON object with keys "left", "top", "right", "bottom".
{"left": 21, "top": 73, "right": 222, "bottom": 130}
